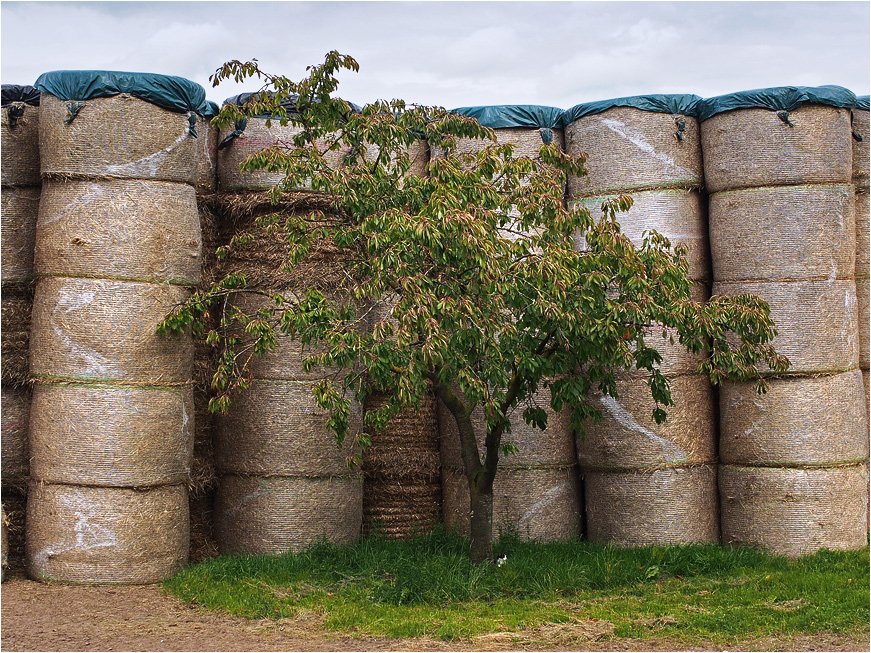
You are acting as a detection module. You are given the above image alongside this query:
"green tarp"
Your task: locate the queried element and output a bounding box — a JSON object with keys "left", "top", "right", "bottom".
{"left": 696, "top": 85, "right": 857, "bottom": 122}
{"left": 562, "top": 94, "right": 701, "bottom": 124}
{"left": 449, "top": 105, "right": 566, "bottom": 130}
{"left": 857, "top": 96, "right": 870, "bottom": 111}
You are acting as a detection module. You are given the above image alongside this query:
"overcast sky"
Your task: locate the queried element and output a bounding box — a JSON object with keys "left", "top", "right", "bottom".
{"left": 2, "top": 1, "right": 869, "bottom": 110}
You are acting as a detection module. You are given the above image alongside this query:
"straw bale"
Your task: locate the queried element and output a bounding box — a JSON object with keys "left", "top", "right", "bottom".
{"left": 712, "top": 279, "right": 859, "bottom": 374}
{"left": 214, "top": 474, "right": 362, "bottom": 554}
{"left": 719, "top": 463, "right": 870, "bottom": 557}
{"left": 571, "top": 189, "right": 710, "bottom": 282}
{"left": 26, "top": 482, "right": 189, "bottom": 584}
{"left": 361, "top": 138, "right": 431, "bottom": 179}
{"left": 441, "top": 466, "right": 580, "bottom": 542}
{"left": 719, "top": 370, "right": 868, "bottom": 465}
{"left": 857, "top": 276, "right": 869, "bottom": 368}
{"left": 2, "top": 488, "right": 26, "bottom": 569}
{"left": 196, "top": 116, "right": 219, "bottom": 193}
{"left": 362, "top": 391, "right": 440, "bottom": 480}
{"left": 190, "top": 385, "right": 216, "bottom": 496}
{"left": 29, "top": 276, "right": 193, "bottom": 384}
{"left": 362, "top": 481, "right": 441, "bottom": 538}
{"left": 864, "top": 370, "right": 870, "bottom": 419}
{"left": 35, "top": 179, "right": 201, "bottom": 285}
{"left": 189, "top": 491, "right": 218, "bottom": 563}
{"left": 857, "top": 188, "right": 869, "bottom": 277}
{"left": 709, "top": 184, "right": 855, "bottom": 283}
{"left": 700, "top": 105, "right": 853, "bottom": 194}
{"left": 583, "top": 465, "right": 719, "bottom": 546}
{"left": 565, "top": 107, "right": 702, "bottom": 199}
{"left": 39, "top": 94, "right": 198, "bottom": 185}
{"left": 29, "top": 383, "right": 193, "bottom": 487}
{"left": 1, "top": 103, "right": 40, "bottom": 186}
{"left": 1, "top": 185, "right": 40, "bottom": 283}
{"left": 439, "top": 387, "right": 576, "bottom": 469}
{"left": 576, "top": 375, "right": 716, "bottom": 470}
{"left": 197, "top": 195, "right": 222, "bottom": 287}
{"left": 432, "top": 127, "right": 565, "bottom": 160}
{"left": 1, "top": 386, "right": 30, "bottom": 483}
{"left": 215, "top": 380, "right": 362, "bottom": 477}
{"left": 1, "top": 289, "right": 32, "bottom": 388}
{"left": 853, "top": 107, "right": 869, "bottom": 188}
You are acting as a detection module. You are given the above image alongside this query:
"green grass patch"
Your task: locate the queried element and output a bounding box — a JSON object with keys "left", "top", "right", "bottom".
{"left": 164, "top": 527, "right": 869, "bottom": 644}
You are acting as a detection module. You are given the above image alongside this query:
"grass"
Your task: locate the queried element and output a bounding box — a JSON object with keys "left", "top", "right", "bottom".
{"left": 163, "top": 526, "right": 869, "bottom": 645}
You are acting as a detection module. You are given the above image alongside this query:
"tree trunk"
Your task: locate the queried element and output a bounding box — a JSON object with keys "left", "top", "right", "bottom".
{"left": 469, "top": 471, "right": 495, "bottom": 563}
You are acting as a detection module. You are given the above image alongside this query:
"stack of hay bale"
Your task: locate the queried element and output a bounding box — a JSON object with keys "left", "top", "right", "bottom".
{"left": 436, "top": 105, "right": 581, "bottom": 542}
{"left": 563, "top": 95, "right": 720, "bottom": 546}
{"left": 25, "top": 70, "right": 207, "bottom": 582}
{"left": 853, "top": 96, "right": 870, "bottom": 414}
{"left": 1, "top": 84, "right": 42, "bottom": 570}
{"left": 699, "top": 86, "right": 869, "bottom": 556}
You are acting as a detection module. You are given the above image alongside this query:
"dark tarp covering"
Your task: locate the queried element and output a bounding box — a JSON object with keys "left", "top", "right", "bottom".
{"left": 449, "top": 105, "right": 566, "bottom": 130}
{"left": 696, "top": 85, "right": 857, "bottom": 122}
{"left": 1, "top": 85, "right": 40, "bottom": 107}
{"left": 202, "top": 100, "right": 221, "bottom": 119}
{"left": 562, "top": 94, "right": 702, "bottom": 124}
{"left": 34, "top": 70, "right": 208, "bottom": 114}
{"left": 223, "top": 91, "right": 362, "bottom": 117}
{"left": 857, "top": 96, "right": 870, "bottom": 111}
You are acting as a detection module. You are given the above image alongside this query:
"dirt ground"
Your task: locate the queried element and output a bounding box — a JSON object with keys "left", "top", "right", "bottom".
{"left": 1, "top": 566, "right": 868, "bottom": 653}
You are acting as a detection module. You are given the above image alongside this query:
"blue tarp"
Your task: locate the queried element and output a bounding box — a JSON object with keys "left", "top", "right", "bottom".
{"left": 857, "top": 96, "right": 870, "bottom": 111}
{"left": 696, "top": 85, "right": 857, "bottom": 122}
{"left": 562, "top": 94, "right": 702, "bottom": 124}
{"left": 449, "top": 105, "right": 566, "bottom": 130}
{"left": 1, "top": 84, "right": 40, "bottom": 106}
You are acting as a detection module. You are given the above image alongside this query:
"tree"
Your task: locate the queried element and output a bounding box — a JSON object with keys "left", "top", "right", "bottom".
{"left": 160, "top": 51, "right": 788, "bottom": 563}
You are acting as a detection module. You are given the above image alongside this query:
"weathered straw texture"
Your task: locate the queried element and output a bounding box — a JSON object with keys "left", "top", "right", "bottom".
{"left": 362, "top": 482, "right": 441, "bottom": 539}
{"left": 857, "top": 276, "right": 869, "bottom": 368}
{"left": 362, "top": 391, "right": 440, "bottom": 480}
{"left": 441, "top": 466, "right": 580, "bottom": 542}
{"left": 700, "top": 105, "right": 853, "bottom": 194}
{"left": 1, "top": 103, "right": 40, "bottom": 186}
{"left": 577, "top": 375, "right": 716, "bottom": 470}
{"left": 853, "top": 107, "right": 869, "bottom": 188}
{"left": 214, "top": 474, "right": 363, "bottom": 554}
{"left": 26, "top": 482, "right": 189, "bottom": 583}
{"left": 1, "top": 185, "right": 40, "bottom": 283}
{"left": 719, "top": 463, "right": 870, "bottom": 557}
{"left": 709, "top": 184, "right": 856, "bottom": 283}
{"left": 435, "top": 127, "right": 565, "bottom": 160}
{"left": 565, "top": 107, "right": 702, "bottom": 199}
{"left": 29, "top": 384, "right": 194, "bottom": 487}
{"left": 35, "top": 179, "right": 201, "bottom": 285}
{"left": 196, "top": 196, "right": 222, "bottom": 287}
{"left": 215, "top": 379, "right": 361, "bottom": 476}
{"left": 712, "top": 279, "right": 859, "bottom": 374}
{"left": 583, "top": 465, "right": 719, "bottom": 546}
{"left": 571, "top": 189, "right": 710, "bottom": 282}
{"left": 856, "top": 189, "right": 870, "bottom": 277}
{"left": 2, "top": 503, "right": 7, "bottom": 579}
{"left": 864, "top": 370, "right": 870, "bottom": 418}
{"left": 719, "top": 370, "right": 868, "bottom": 465}
{"left": 2, "top": 488, "right": 26, "bottom": 569}
{"left": 1, "top": 386, "right": 30, "bottom": 483}
{"left": 1, "top": 288, "right": 32, "bottom": 388}
{"left": 196, "top": 116, "right": 219, "bottom": 193}
{"left": 39, "top": 94, "right": 198, "bottom": 185}
{"left": 362, "top": 138, "right": 430, "bottom": 178}
{"left": 188, "top": 491, "right": 218, "bottom": 563}
{"left": 29, "top": 276, "right": 193, "bottom": 383}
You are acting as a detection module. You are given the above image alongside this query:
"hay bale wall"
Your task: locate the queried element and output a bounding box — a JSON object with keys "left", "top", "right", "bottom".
{"left": 853, "top": 106, "right": 870, "bottom": 417}
{"left": 196, "top": 114, "right": 219, "bottom": 193}
{"left": 1, "top": 186, "right": 40, "bottom": 284}
{"left": 1, "top": 100, "right": 40, "bottom": 186}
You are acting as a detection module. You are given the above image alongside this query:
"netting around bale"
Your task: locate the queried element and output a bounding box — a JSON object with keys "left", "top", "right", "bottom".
{"left": 26, "top": 482, "right": 189, "bottom": 584}
{"left": 38, "top": 94, "right": 198, "bottom": 184}
{"left": 1, "top": 288, "right": 32, "bottom": 388}
{"left": 853, "top": 108, "right": 869, "bottom": 188}
{"left": 571, "top": 189, "right": 710, "bottom": 282}
{"left": 719, "top": 463, "right": 870, "bottom": 557}
{"left": 709, "top": 184, "right": 855, "bottom": 283}
{"left": 362, "top": 482, "right": 441, "bottom": 538}
{"left": 565, "top": 107, "right": 702, "bottom": 199}
{"left": 1, "top": 386, "right": 30, "bottom": 484}
{"left": 712, "top": 278, "right": 859, "bottom": 374}
{"left": 583, "top": 464, "right": 719, "bottom": 546}
{"left": 1, "top": 185, "right": 40, "bottom": 283}
{"left": 29, "top": 276, "right": 193, "bottom": 384}
{"left": 857, "top": 188, "right": 869, "bottom": 277}
{"left": 214, "top": 474, "right": 363, "bottom": 554}
{"left": 196, "top": 116, "right": 219, "bottom": 194}
{"left": 29, "top": 383, "right": 193, "bottom": 487}
{"left": 35, "top": 179, "right": 201, "bottom": 285}
{"left": 857, "top": 277, "right": 869, "bottom": 368}
{"left": 1, "top": 103, "right": 40, "bottom": 186}
{"left": 719, "top": 370, "right": 868, "bottom": 465}
{"left": 215, "top": 379, "right": 361, "bottom": 476}
{"left": 700, "top": 105, "right": 853, "bottom": 194}
{"left": 441, "top": 466, "right": 580, "bottom": 542}
{"left": 576, "top": 374, "right": 716, "bottom": 470}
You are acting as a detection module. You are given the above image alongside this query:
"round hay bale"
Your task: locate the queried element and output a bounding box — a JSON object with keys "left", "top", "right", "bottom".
{"left": 29, "top": 276, "right": 193, "bottom": 384}
{"left": 571, "top": 189, "right": 710, "bottom": 282}
{"left": 853, "top": 107, "right": 869, "bottom": 188}
{"left": 214, "top": 474, "right": 362, "bottom": 554}
{"left": 576, "top": 375, "right": 716, "bottom": 470}
{"left": 700, "top": 105, "right": 853, "bottom": 194}
{"left": 196, "top": 116, "right": 219, "bottom": 193}
{"left": 1, "top": 386, "right": 30, "bottom": 483}
{"left": 362, "top": 391, "right": 440, "bottom": 480}
{"left": 441, "top": 466, "right": 580, "bottom": 542}
{"left": 34, "top": 179, "right": 201, "bottom": 285}
{"left": 29, "top": 383, "right": 193, "bottom": 487}
{"left": 565, "top": 107, "right": 701, "bottom": 199}
{"left": 856, "top": 188, "right": 869, "bottom": 278}
{"left": 434, "top": 127, "right": 565, "bottom": 160}
{"left": 38, "top": 94, "right": 198, "bottom": 184}
{"left": 864, "top": 370, "right": 870, "bottom": 419}
{"left": 857, "top": 276, "right": 869, "bottom": 369}
{"left": 719, "top": 463, "right": 870, "bottom": 557}
{"left": 712, "top": 278, "right": 859, "bottom": 374}
{"left": 709, "top": 184, "right": 855, "bottom": 283}
{"left": 583, "top": 464, "right": 719, "bottom": 546}
{"left": 362, "top": 138, "right": 431, "bottom": 178}
{"left": 1, "top": 289, "right": 32, "bottom": 388}
{"left": 719, "top": 370, "right": 868, "bottom": 465}
{"left": 362, "top": 481, "right": 441, "bottom": 538}
{"left": 25, "top": 482, "right": 189, "bottom": 583}
{"left": 215, "top": 380, "right": 361, "bottom": 476}
{"left": 1, "top": 185, "right": 40, "bottom": 283}
{"left": 1, "top": 103, "right": 40, "bottom": 186}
